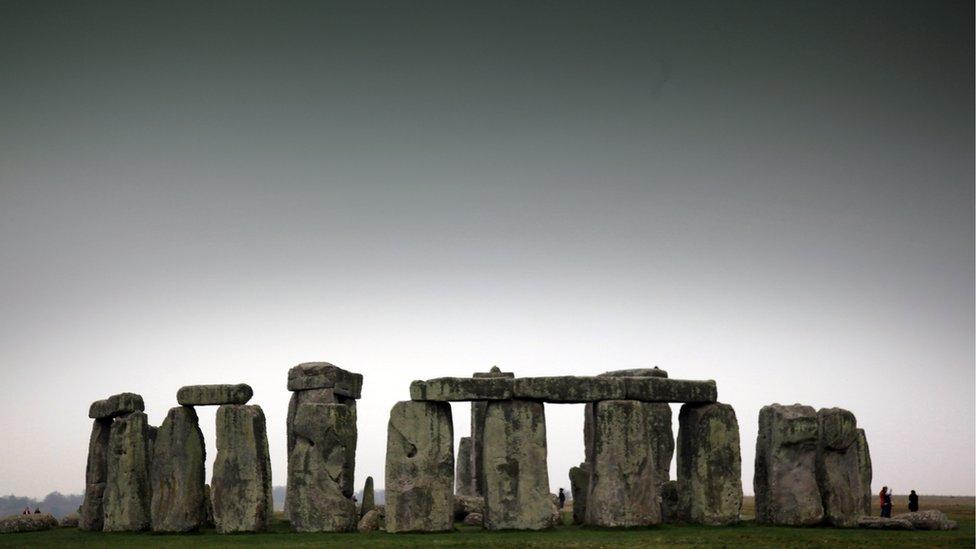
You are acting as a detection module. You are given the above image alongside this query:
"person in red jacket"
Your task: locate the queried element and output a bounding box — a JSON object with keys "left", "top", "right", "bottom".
{"left": 879, "top": 487, "right": 892, "bottom": 517}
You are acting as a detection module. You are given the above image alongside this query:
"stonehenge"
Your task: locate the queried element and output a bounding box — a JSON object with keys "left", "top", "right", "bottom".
{"left": 455, "top": 436, "right": 475, "bottom": 496}
{"left": 103, "top": 411, "right": 153, "bottom": 532}
{"left": 211, "top": 404, "right": 274, "bottom": 533}
{"left": 150, "top": 406, "right": 206, "bottom": 532}
{"left": 676, "top": 402, "right": 743, "bottom": 526}
{"left": 816, "top": 407, "right": 862, "bottom": 527}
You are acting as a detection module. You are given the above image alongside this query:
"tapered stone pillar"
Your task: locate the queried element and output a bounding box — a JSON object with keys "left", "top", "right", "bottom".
{"left": 211, "top": 404, "right": 273, "bottom": 533}
{"left": 79, "top": 419, "right": 111, "bottom": 531}
{"left": 676, "top": 402, "right": 742, "bottom": 525}
{"left": 103, "top": 412, "right": 152, "bottom": 532}
{"left": 855, "top": 428, "right": 872, "bottom": 516}
{"left": 456, "top": 436, "right": 475, "bottom": 496}
{"left": 150, "top": 406, "right": 207, "bottom": 532}
{"left": 816, "top": 407, "right": 861, "bottom": 527}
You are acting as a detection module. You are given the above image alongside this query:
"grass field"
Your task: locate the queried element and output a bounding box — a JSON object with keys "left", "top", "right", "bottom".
{"left": 1, "top": 496, "right": 972, "bottom": 548}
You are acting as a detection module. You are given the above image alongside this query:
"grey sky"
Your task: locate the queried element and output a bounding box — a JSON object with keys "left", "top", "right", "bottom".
{"left": 0, "top": 1, "right": 973, "bottom": 499}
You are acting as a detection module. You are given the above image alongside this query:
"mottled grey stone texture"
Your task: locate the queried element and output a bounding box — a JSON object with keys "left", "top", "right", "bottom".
{"left": 568, "top": 463, "right": 589, "bottom": 525}
{"left": 385, "top": 401, "right": 454, "bottom": 533}
{"left": 410, "top": 377, "right": 513, "bottom": 401}
{"left": 0, "top": 514, "right": 58, "bottom": 534}
{"left": 483, "top": 400, "right": 556, "bottom": 530}
{"left": 211, "top": 405, "right": 273, "bottom": 533}
{"left": 622, "top": 377, "right": 717, "bottom": 403}
{"left": 754, "top": 404, "right": 824, "bottom": 526}
{"left": 892, "top": 510, "right": 958, "bottom": 530}
{"left": 585, "top": 400, "right": 660, "bottom": 527}
{"left": 456, "top": 436, "right": 476, "bottom": 496}
{"left": 360, "top": 476, "right": 375, "bottom": 518}
{"left": 469, "top": 367, "right": 514, "bottom": 497}
{"left": 177, "top": 384, "right": 252, "bottom": 406}
{"left": 453, "top": 494, "right": 485, "bottom": 520}
{"left": 676, "top": 402, "right": 742, "bottom": 525}
{"left": 287, "top": 403, "right": 358, "bottom": 532}
{"left": 150, "top": 406, "right": 206, "bottom": 532}
{"left": 89, "top": 393, "right": 145, "bottom": 420}
{"left": 855, "top": 428, "right": 872, "bottom": 516}
{"left": 286, "top": 387, "right": 339, "bottom": 457}
{"left": 512, "top": 376, "right": 625, "bottom": 403}
{"left": 599, "top": 367, "right": 668, "bottom": 378}
{"left": 357, "top": 509, "right": 381, "bottom": 532}
{"left": 661, "top": 480, "right": 680, "bottom": 523}
{"left": 103, "top": 412, "right": 152, "bottom": 532}
{"left": 816, "top": 407, "right": 861, "bottom": 528}
{"left": 80, "top": 418, "right": 111, "bottom": 531}
{"left": 858, "top": 516, "right": 914, "bottom": 529}
{"left": 287, "top": 362, "right": 363, "bottom": 397}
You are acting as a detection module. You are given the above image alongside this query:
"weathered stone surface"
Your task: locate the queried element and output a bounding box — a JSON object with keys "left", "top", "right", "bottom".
{"left": 622, "top": 377, "right": 717, "bottom": 403}
{"left": 513, "top": 376, "right": 625, "bottom": 403}
{"left": 647, "top": 403, "right": 674, "bottom": 486}
{"left": 661, "top": 480, "right": 680, "bottom": 523}
{"left": 287, "top": 403, "right": 358, "bottom": 532}
{"left": 456, "top": 437, "right": 475, "bottom": 496}
{"left": 385, "top": 401, "right": 454, "bottom": 532}
{"left": 360, "top": 476, "right": 375, "bottom": 518}
{"left": 177, "top": 384, "right": 252, "bottom": 406}
{"left": 103, "top": 412, "right": 152, "bottom": 532}
{"left": 150, "top": 406, "right": 206, "bottom": 532}
{"left": 410, "top": 377, "right": 513, "bottom": 401}
{"left": 463, "top": 512, "right": 483, "bottom": 525}
{"left": 469, "top": 368, "right": 513, "bottom": 497}
{"left": 472, "top": 366, "right": 515, "bottom": 378}
{"left": 453, "top": 494, "right": 484, "bottom": 520}
{"left": 816, "top": 407, "right": 860, "bottom": 528}
{"left": 286, "top": 388, "right": 340, "bottom": 457}
{"left": 892, "top": 510, "right": 958, "bottom": 530}
{"left": 676, "top": 402, "right": 742, "bottom": 526}
{"left": 211, "top": 405, "right": 273, "bottom": 533}
{"left": 287, "top": 362, "right": 363, "bottom": 397}
{"left": 60, "top": 513, "right": 79, "bottom": 528}
{"left": 80, "top": 419, "right": 112, "bottom": 531}
{"left": 858, "top": 516, "right": 915, "bottom": 529}
{"left": 599, "top": 367, "right": 668, "bottom": 378}
{"left": 754, "top": 404, "right": 823, "bottom": 526}
{"left": 203, "top": 485, "right": 214, "bottom": 528}
{"left": 568, "top": 463, "right": 589, "bottom": 525}
{"left": 0, "top": 513, "right": 58, "bottom": 534}
{"left": 549, "top": 493, "right": 563, "bottom": 525}
{"left": 855, "top": 428, "right": 872, "bottom": 516}
{"left": 357, "top": 509, "right": 381, "bottom": 533}
{"left": 585, "top": 400, "right": 660, "bottom": 527}
{"left": 89, "top": 393, "right": 145, "bottom": 420}
{"left": 483, "top": 400, "right": 555, "bottom": 530}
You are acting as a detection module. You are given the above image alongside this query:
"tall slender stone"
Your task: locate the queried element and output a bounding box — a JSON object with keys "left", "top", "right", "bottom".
{"left": 855, "top": 428, "right": 872, "bottom": 516}
{"left": 150, "top": 406, "right": 206, "bottom": 532}
{"left": 385, "top": 401, "right": 454, "bottom": 532}
{"left": 103, "top": 412, "right": 152, "bottom": 532}
{"left": 80, "top": 419, "right": 111, "bottom": 531}
{"left": 754, "top": 403, "right": 823, "bottom": 525}
{"left": 360, "top": 476, "right": 375, "bottom": 518}
{"left": 211, "top": 404, "right": 273, "bottom": 533}
{"left": 585, "top": 400, "right": 660, "bottom": 527}
{"left": 483, "top": 400, "right": 555, "bottom": 530}
{"left": 287, "top": 403, "right": 358, "bottom": 532}
{"left": 568, "top": 463, "right": 589, "bottom": 525}
{"left": 676, "top": 402, "right": 742, "bottom": 525}
{"left": 455, "top": 437, "right": 475, "bottom": 496}
{"left": 816, "top": 407, "right": 861, "bottom": 527}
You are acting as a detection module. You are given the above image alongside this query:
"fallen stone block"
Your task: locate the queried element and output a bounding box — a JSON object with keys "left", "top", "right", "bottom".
{"left": 453, "top": 494, "right": 484, "bottom": 521}
{"left": 357, "top": 509, "right": 381, "bottom": 533}
{"left": 858, "top": 516, "right": 914, "bottom": 530}
{"left": 0, "top": 514, "right": 58, "bottom": 534}
{"left": 892, "top": 510, "right": 958, "bottom": 530}
{"left": 177, "top": 384, "right": 253, "bottom": 406}
{"left": 88, "top": 393, "right": 145, "bottom": 419}
{"left": 287, "top": 362, "right": 363, "bottom": 397}
{"left": 59, "top": 514, "right": 79, "bottom": 528}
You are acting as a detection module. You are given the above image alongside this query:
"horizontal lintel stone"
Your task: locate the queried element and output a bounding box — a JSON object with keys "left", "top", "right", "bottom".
{"left": 287, "top": 362, "right": 363, "bottom": 398}
{"left": 88, "top": 393, "right": 145, "bottom": 419}
{"left": 410, "top": 377, "right": 513, "bottom": 401}
{"left": 513, "top": 376, "right": 625, "bottom": 403}
{"left": 622, "top": 377, "right": 717, "bottom": 403}
{"left": 177, "top": 384, "right": 253, "bottom": 406}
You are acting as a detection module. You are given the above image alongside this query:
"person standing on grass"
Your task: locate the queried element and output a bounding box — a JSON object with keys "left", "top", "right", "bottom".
{"left": 558, "top": 488, "right": 566, "bottom": 509}
{"left": 879, "top": 487, "right": 893, "bottom": 518}
{"left": 908, "top": 490, "right": 919, "bottom": 512}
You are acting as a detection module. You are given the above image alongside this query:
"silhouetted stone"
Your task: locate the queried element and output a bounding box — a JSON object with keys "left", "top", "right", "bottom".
{"left": 754, "top": 404, "right": 824, "bottom": 526}
{"left": 211, "top": 405, "right": 273, "bottom": 533}
{"left": 456, "top": 437, "right": 475, "bottom": 496}
{"left": 483, "top": 400, "right": 556, "bottom": 530}
{"left": 0, "top": 514, "right": 58, "bottom": 534}
{"left": 287, "top": 362, "right": 363, "bottom": 397}
{"left": 80, "top": 418, "right": 111, "bottom": 531}
{"left": 150, "top": 406, "right": 206, "bottom": 532}
{"left": 855, "top": 428, "right": 872, "bottom": 516}
{"left": 410, "top": 377, "right": 513, "bottom": 401}
{"left": 103, "top": 412, "right": 152, "bottom": 532}
{"left": 568, "top": 463, "right": 589, "bottom": 525}
{"left": 892, "top": 510, "right": 958, "bottom": 530}
{"left": 513, "top": 376, "right": 625, "bottom": 403}
{"left": 585, "top": 400, "right": 660, "bottom": 527}
{"left": 177, "top": 384, "right": 253, "bottom": 406}
{"left": 286, "top": 403, "right": 358, "bottom": 532}
{"left": 360, "top": 476, "right": 375, "bottom": 519}
{"left": 89, "top": 393, "right": 145, "bottom": 420}
{"left": 816, "top": 407, "right": 861, "bottom": 528}
{"left": 676, "top": 402, "right": 742, "bottom": 525}
{"left": 385, "top": 401, "right": 454, "bottom": 532}
{"left": 622, "top": 377, "right": 717, "bottom": 403}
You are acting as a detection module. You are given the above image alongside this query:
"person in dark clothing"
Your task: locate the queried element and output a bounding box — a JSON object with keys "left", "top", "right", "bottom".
{"left": 908, "top": 490, "right": 919, "bottom": 512}
{"left": 33, "top": 508, "right": 40, "bottom": 514}
{"left": 558, "top": 488, "right": 566, "bottom": 509}
{"left": 880, "top": 487, "right": 892, "bottom": 518}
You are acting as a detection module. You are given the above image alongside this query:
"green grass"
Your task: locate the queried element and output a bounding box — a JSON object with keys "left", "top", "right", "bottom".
{"left": 1, "top": 514, "right": 972, "bottom": 548}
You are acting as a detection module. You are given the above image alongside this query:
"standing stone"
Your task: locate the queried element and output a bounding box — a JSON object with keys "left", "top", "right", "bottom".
{"left": 385, "top": 401, "right": 454, "bottom": 532}
{"left": 661, "top": 480, "right": 680, "bottom": 523}
{"left": 287, "top": 403, "right": 358, "bottom": 532}
{"left": 203, "top": 485, "right": 214, "bottom": 528}
{"left": 754, "top": 403, "right": 823, "bottom": 525}
{"left": 456, "top": 437, "right": 475, "bottom": 496}
{"left": 483, "top": 400, "right": 555, "bottom": 530}
{"left": 103, "top": 412, "right": 152, "bottom": 532}
{"left": 360, "top": 476, "right": 375, "bottom": 518}
{"left": 470, "top": 366, "right": 514, "bottom": 497}
{"left": 211, "top": 404, "right": 273, "bottom": 533}
{"left": 286, "top": 388, "right": 339, "bottom": 457}
{"left": 816, "top": 407, "right": 861, "bottom": 527}
{"left": 150, "top": 406, "right": 206, "bottom": 532}
{"left": 80, "top": 419, "right": 111, "bottom": 531}
{"left": 676, "top": 402, "right": 742, "bottom": 526}
{"left": 855, "top": 428, "right": 872, "bottom": 516}
{"left": 568, "top": 463, "right": 589, "bottom": 525}
{"left": 585, "top": 400, "right": 660, "bottom": 527}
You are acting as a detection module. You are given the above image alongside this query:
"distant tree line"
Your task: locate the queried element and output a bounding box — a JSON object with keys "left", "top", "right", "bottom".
{"left": 0, "top": 492, "right": 84, "bottom": 518}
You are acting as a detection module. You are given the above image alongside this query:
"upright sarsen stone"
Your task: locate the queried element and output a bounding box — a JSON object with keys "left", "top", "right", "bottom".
{"left": 816, "top": 407, "right": 861, "bottom": 528}
{"left": 385, "top": 401, "right": 454, "bottom": 533}
{"left": 471, "top": 367, "right": 514, "bottom": 497}
{"left": 150, "top": 406, "right": 206, "bottom": 532}
{"left": 585, "top": 400, "right": 660, "bottom": 527}
{"left": 855, "top": 428, "right": 872, "bottom": 516}
{"left": 80, "top": 419, "right": 111, "bottom": 531}
{"left": 568, "top": 463, "right": 589, "bottom": 525}
{"left": 676, "top": 402, "right": 742, "bottom": 526}
{"left": 483, "top": 400, "right": 555, "bottom": 530}
{"left": 103, "top": 412, "right": 152, "bottom": 532}
{"left": 754, "top": 404, "right": 823, "bottom": 526}
{"left": 456, "top": 437, "right": 475, "bottom": 496}
{"left": 211, "top": 405, "right": 273, "bottom": 533}
{"left": 360, "top": 476, "right": 375, "bottom": 519}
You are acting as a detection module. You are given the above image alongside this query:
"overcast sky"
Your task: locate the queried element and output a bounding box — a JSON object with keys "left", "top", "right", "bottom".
{"left": 1, "top": 1, "right": 973, "bottom": 500}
